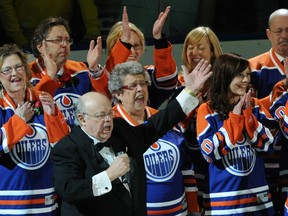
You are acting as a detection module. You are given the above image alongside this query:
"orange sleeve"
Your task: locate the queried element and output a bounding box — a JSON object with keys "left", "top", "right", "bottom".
{"left": 89, "top": 69, "right": 111, "bottom": 98}
{"left": 153, "top": 42, "right": 177, "bottom": 80}
{"left": 259, "top": 95, "right": 271, "bottom": 111}
{"left": 105, "top": 39, "right": 131, "bottom": 73}
{"left": 33, "top": 73, "right": 60, "bottom": 96}
{"left": 243, "top": 106, "right": 259, "bottom": 139}
{"left": 3, "top": 115, "right": 33, "bottom": 151}
{"left": 44, "top": 107, "right": 70, "bottom": 145}
{"left": 222, "top": 112, "right": 245, "bottom": 145}
{"left": 271, "top": 80, "right": 286, "bottom": 103}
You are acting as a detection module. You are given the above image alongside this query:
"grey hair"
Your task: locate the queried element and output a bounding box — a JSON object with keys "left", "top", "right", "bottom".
{"left": 73, "top": 98, "right": 86, "bottom": 126}
{"left": 108, "top": 61, "right": 151, "bottom": 95}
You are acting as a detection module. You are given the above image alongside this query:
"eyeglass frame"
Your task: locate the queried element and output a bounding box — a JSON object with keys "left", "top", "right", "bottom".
{"left": 82, "top": 110, "right": 116, "bottom": 120}
{"left": 45, "top": 38, "right": 74, "bottom": 45}
{"left": 0, "top": 63, "right": 25, "bottom": 75}
{"left": 131, "top": 43, "right": 142, "bottom": 51}
{"left": 269, "top": 28, "right": 288, "bottom": 36}
{"left": 121, "top": 80, "right": 151, "bottom": 90}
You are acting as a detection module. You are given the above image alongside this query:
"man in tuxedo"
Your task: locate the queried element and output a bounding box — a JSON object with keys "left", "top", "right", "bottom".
{"left": 50, "top": 60, "right": 212, "bottom": 216}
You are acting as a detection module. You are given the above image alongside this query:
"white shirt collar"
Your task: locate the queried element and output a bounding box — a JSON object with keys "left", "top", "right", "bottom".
{"left": 275, "top": 51, "right": 285, "bottom": 63}
{"left": 80, "top": 126, "right": 102, "bottom": 145}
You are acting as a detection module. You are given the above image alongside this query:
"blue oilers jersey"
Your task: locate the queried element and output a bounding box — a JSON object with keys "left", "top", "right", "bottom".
{"left": 249, "top": 48, "right": 286, "bottom": 99}
{"left": 270, "top": 80, "right": 288, "bottom": 215}
{"left": 113, "top": 104, "right": 198, "bottom": 215}
{"left": 0, "top": 89, "right": 67, "bottom": 215}
{"left": 145, "top": 130, "right": 191, "bottom": 216}
{"left": 196, "top": 98, "right": 278, "bottom": 215}
{"left": 31, "top": 70, "right": 91, "bottom": 126}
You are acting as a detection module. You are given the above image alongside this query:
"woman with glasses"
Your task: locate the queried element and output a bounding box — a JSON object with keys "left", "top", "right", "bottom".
{"left": 94, "top": 6, "right": 177, "bottom": 109}
{"left": 196, "top": 53, "right": 279, "bottom": 215}
{"left": 0, "top": 43, "right": 69, "bottom": 215}
{"left": 29, "top": 17, "right": 103, "bottom": 126}
{"left": 108, "top": 61, "right": 202, "bottom": 215}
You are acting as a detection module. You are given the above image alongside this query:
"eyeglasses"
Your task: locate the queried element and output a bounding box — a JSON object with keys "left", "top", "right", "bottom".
{"left": 1, "top": 63, "right": 25, "bottom": 75}
{"left": 131, "top": 44, "right": 142, "bottom": 51}
{"left": 45, "top": 38, "right": 74, "bottom": 45}
{"left": 270, "top": 28, "right": 288, "bottom": 36}
{"left": 121, "top": 80, "right": 151, "bottom": 90}
{"left": 83, "top": 110, "right": 116, "bottom": 120}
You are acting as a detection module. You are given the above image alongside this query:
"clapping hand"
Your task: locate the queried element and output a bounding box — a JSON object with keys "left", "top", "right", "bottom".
{"left": 182, "top": 59, "right": 212, "bottom": 95}
{"left": 233, "top": 89, "right": 252, "bottom": 115}
{"left": 42, "top": 40, "right": 57, "bottom": 79}
{"left": 40, "top": 92, "right": 56, "bottom": 116}
{"left": 87, "top": 36, "right": 102, "bottom": 71}
{"left": 120, "top": 6, "right": 131, "bottom": 44}
{"left": 153, "top": 6, "right": 171, "bottom": 40}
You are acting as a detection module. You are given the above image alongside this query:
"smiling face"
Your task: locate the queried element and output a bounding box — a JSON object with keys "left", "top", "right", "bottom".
{"left": 228, "top": 67, "right": 251, "bottom": 103}
{"left": 126, "top": 31, "right": 144, "bottom": 62}
{"left": 37, "top": 25, "right": 71, "bottom": 69}
{"left": 0, "top": 54, "right": 26, "bottom": 96}
{"left": 186, "top": 36, "right": 212, "bottom": 70}
{"left": 116, "top": 74, "right": 148, "bottom": 116}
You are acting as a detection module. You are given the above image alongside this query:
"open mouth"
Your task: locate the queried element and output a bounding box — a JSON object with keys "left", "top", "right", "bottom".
{"left": 103, "top": 125, "right": 111, "bottom": 133}
{"left": 192, "top": 58, "right": 202, "bottom": 63}
{"left": 11, "top": 77, "right": 22, "bottom": 83}
{"left": 135, "top": 95, "right": 144, "bottom": 103}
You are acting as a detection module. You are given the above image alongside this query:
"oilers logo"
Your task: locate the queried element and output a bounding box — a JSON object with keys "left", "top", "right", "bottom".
{"left": 223, "top": 134, "right": 256, "bottom": 176}
{"left": 144, "top": 139, "right": 180, "bottom": 182}
{"left": 274, "top": 105, "right": 285, "bottom": 120}
{"left": 10, "top": 123, "right": 50, "bottom": 170}
{"left": 54, "top": 93, "right": 80, "bottom": 125}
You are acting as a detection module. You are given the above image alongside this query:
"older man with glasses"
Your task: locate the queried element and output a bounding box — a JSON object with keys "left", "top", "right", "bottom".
{"left": 249, "top": 8, "right": 288, "bottom": 216}
{"left": 50, "top": 60, "right": 212, "bottom": 216}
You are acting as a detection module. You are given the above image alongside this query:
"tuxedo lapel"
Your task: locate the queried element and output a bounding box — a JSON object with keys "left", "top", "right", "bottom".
{"left": 69, "top": 126, "right": 110, "bottom": 173}
{"left": 69, "top": 126, "right": 133, "bottom": 210}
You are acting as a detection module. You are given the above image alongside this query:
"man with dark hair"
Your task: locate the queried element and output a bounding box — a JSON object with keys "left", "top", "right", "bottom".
{"left": 29, "top": 17, "right": 105, "bottom": 125}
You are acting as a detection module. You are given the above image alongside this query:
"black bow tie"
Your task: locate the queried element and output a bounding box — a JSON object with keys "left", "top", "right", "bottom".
{"left": 95, "top": 142, "right": 110, "bottom": 151}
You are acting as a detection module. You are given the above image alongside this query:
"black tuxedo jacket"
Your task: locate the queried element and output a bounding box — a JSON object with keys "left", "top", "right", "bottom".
{"left": 51, "top": 99, "right": 186, "bottom": 216}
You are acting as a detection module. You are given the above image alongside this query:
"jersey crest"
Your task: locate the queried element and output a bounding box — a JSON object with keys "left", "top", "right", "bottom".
{"left": 54, "top": 93, "right": 80, "bottom": 125}
{"left": 10, "top": 123, "right": 50, "bottom": 170}
{"left": 144, "top": 139, "right": 180, "bottom": 182}
{"left": 223, "top": 134, "right": 256, "bottom": 176}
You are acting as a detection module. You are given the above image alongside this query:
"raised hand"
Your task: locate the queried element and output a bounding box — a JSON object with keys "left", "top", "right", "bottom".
{"left": 153, "top": 6, "right": 171, "bottom": 40}
{"left": 182, "top": 59, "right": 212, "bottom": 95}
{"left": 40, "top": 92, "right": 56, "bottom": 116}
{"left": 87, "top": 36, "right": 102, "bottom": 71}
{"left": 120, "top": 6, "right": 131, "bottom": 43}
{"left": 42, "top": 40, "right": 57, "bottom": 79}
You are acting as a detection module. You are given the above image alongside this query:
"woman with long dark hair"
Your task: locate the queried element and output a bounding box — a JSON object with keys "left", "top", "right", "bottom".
{"left": 196, "top": 53, "right": 279, "bottom": 215}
